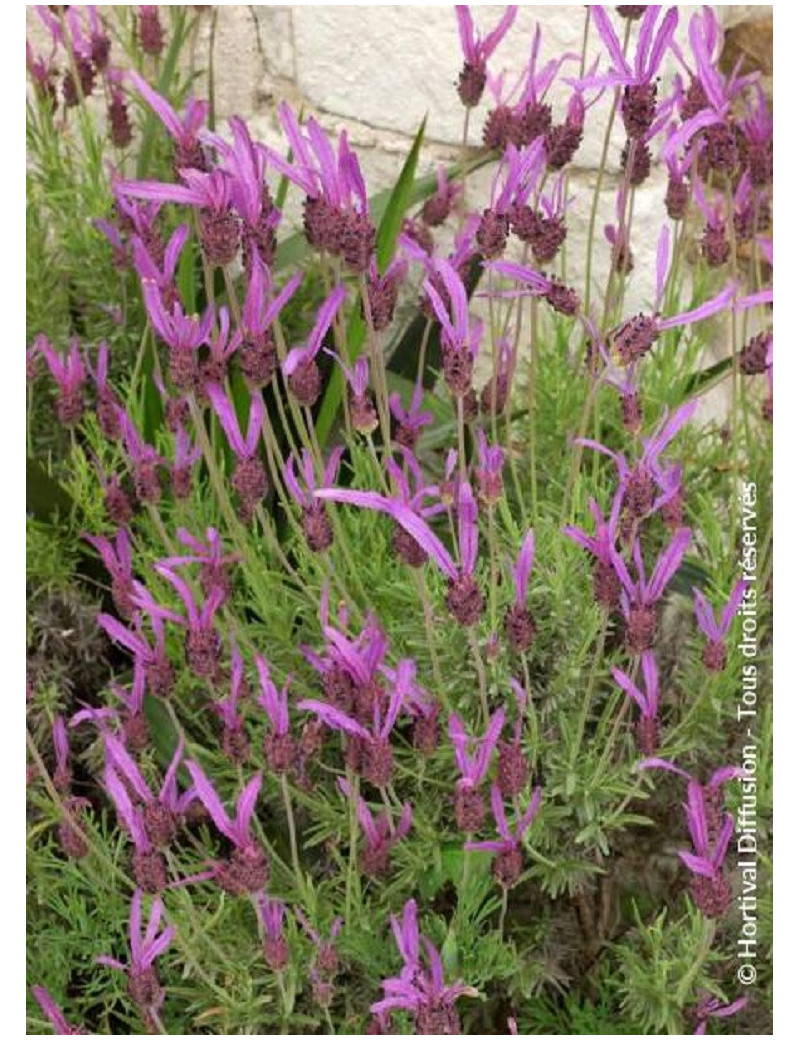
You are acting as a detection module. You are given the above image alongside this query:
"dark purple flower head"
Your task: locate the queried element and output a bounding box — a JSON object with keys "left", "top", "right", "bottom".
{"left": 211, "top": 641, "right": 249, "bottom": 755}
{"left": 639, "top": 756, "right": 742, "bottom": 915}
{"left": 97, "top": 610, "right": 174, "bottom": 699}
{"left": 422, "top": 164, "right": 462, "bottom": 226}
{"left": 424, "top": 259, "right": 483, "bottom": 374}
{"left": 455, "top": 5, "right": 518, "bottom": 107}
{"left": 84, "top": 527, "right": 135, "bottom": 617}
{"left": 465, "top": 783, "right": 542, "bottom": 885}
{"left": 475, "top": 430, "right": 505, "bottom": 505}
{"left": 372, "top": 899, "right": 478, "bottom": 1031}
{"left": 283, "top": 285, "right": 347, "bottom": 405}
{"left": 38, "top": 336, "right": 86, "bottom": 426}
{"left": 105, "top": 729, "right": 194, "bottom": 817}
{"left": 338, "top": 776, "right": 413, "bottom": 876}
{"left": 132, "top": 225, "right": 189, "bottom": 303}
{"left": 256, "top": 893, "right": 290, "bottom": 971}
{"left": 128, "top": 70, "right": 209, "bottom": 169}
{"left": 163, "top": 526, "right": 237, "bottom": 601}
{"left": 97, "top": 889, "right": 175, "bottom": 1014}
{"left": 586, "top": 6, "right": 678, "bottom": 91}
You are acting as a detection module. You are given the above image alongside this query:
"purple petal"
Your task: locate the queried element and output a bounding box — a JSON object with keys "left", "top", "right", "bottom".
{"left": 184, "top": 761, "right": 235, "bottom": 842}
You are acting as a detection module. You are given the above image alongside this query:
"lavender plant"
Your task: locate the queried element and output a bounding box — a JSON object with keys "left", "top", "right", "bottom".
{"left": 27, "top": 5, "right": 772, "bottom": 1035}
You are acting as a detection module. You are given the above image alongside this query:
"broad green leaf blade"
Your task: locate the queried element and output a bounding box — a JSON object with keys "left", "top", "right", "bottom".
{"left": 375, "top": 116, "right": 427, "bottom": 275}
{"left": 26, "top": 458, "right": 73, "bottom": 522}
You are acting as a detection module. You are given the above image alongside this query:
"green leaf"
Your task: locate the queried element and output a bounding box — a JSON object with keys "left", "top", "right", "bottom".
{"left": 374, "top": 116, "right": 427, "bottom": 275}
{"left": 680, "top": 355, "right": 732, "bottom": 397}
{"left": 670, "top": 556, "right": 712, "bottom": 596}
{"left": 26, "top": 458, "right": 74, "bottom": 522}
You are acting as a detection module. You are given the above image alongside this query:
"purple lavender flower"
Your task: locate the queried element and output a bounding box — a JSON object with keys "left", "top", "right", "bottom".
{"left": 474, "top": 430, "right": 504, "bottom": 506}
{"left": 283, "top": 285, "right": 347, "bottom": 407}
{"left": 207, "top": 384, "right": 268, "bottom": 522}
{"left": 692, "top": 993, "right": 747, "bottom": 1035}
{"left": 504, "top": 529, "right": 536, "bottom": 653}
{"left": 476, "top": 142, "right": 544, "bottom": 259}
{"left": 449, "top": 708, "right": 505, "bottom": 833}
{"left": 170, "top": 424, "right": 202, "bottom": 500}
{"left": 212, "top": 640, "right": 251, "bottom": 764}
{"left": 37, "top": 336, "right": 86, "bottom": 426}
{"left": 257, "top": 894, "right": 290, "bottom": 971}
{"left": 611, "top": 528, "right": 692, "bottom": 654}
{"left": 639, "top": 757, "right": 741, "bottom": 916}
{"left": 372, "top": 899, "right": 478, "bottom": 1033}
{"left": 611, "top": 650, "right": 662, "bottom": 754}
{"left": 455, "top": 5, "right": 518, "bottom": 108}
{"left": 296, "top": 911, "right": 343, "bottom": 1007}
{"left": 128, "top": 70, "right": 208, "bottom": 171}
{"left": 563, "top": 489, "right": 625, "bottom": 609}
{"left": 445, "top": 482, "right": 486, "bottom": 626}
{"left": 338, "top": 777, "right": 413, "bottom": 877}
{"left": 86, "top": 340, "right": 122, "bottom": 440}
{"left": 465, "top": 783, "right": 542, "bottom": 887}
{"left": 332, "top": 353, "right": 378, "bottom": 434}
{"left": 207, "top": 116, "right": 281, "bottom": 270}
{"left": 267, "top": 105, "right": 375, "bottom": 271}
{"left": 162, "top": 526, "right": 237, "bottom": 602}
{"left": 284, "top": 447, "right": 344, "bottom": 553}
{"left": 137, "top": 5, "right": 165, "bottom": 57}
{"left": 84, "top": 527, "right": 135, "bottom": 618}
{"left": 143, "top": 282, "right": 214, "bottom": 392}
{"left": 185, "top": 762, "right": 268, "bottom": 894}
{"left": 297, "top": 680, "right": 407, "bottom": 789}
{"left": 578, "top": 400, "right": 698, "bottom": 526}
{"left": 693, "top": 580, "right": 746, "bottom": 672}
{"left": 97, "top": 889, "right": 175, "bottom": 1023}
{"left": 105, "top": 760, "right": 168, "bottom": 892}
{"left": 238, "top": 260, "right": 302, "bottom": 387}
{"left": 255, "top": 654, "right": 296, "bottom": 775}
{"left": 585, "top": 6, "right": 678, "bottom": 139}
{"left": 150, "top": 562, "right": 225, "bottom": 678}
{"left": 424, "top": 259, "right": 482, "bottom": 397}
{"left": 132, "top": 225, "right": 189, "bottom": 311}
{"left": 117, "top": 408, "right": 166, "bottom": 504}
{"left": 498, "top": 680, "right": 529, "bottom": 797}
{"left": 98, "top": 609, "right": 175, "bottom": 699}
{"left": 110, "top": 665, "right": 150, "bottom": 750}
{"left": 485, "top": 259, "right": 581, "bottom": 317}
{"left": 389, "top": 383, "right": 434, "bottom": 452}
{"left": 421, "top": 164, "right": 461, "bottom": 227}
{"left": 31, "top": 986, "right": 85, "bottom": 1035}
{"left": 604, "top": 230, "right": 737, "bottom": 363}
{"left": 316, "top": 467, "right": 453, "bottom": 579}
{"left": 51, "top": 714, "right": 72, "bottom": 795}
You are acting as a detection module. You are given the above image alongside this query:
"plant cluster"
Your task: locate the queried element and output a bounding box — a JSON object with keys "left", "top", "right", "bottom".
{"left": 26, "top": 5, "right": 772, "bottom": 1035}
